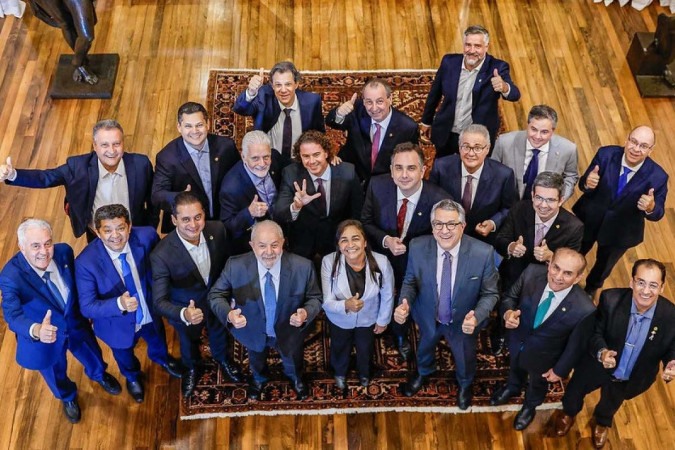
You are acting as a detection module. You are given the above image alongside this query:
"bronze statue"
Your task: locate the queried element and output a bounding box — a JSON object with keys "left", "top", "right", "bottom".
{"left": 28, "top": 0, "right": 99, "bottom": 85}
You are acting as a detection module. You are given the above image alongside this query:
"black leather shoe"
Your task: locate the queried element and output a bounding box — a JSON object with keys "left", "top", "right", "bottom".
{"left": 126, "top": 378, "right": 145, "bottom": 403}
{"left": 396, "top": 336, "right": 412, "bottom": 360}
{"left": 334, "top": 376, "right": 347, "bottom": 391}
{"left": 62, "top": 399, "right": 81, "bottom": 423}
{"left": 404, "top": 373, "right": 427, "bottom": 397}
{"left": 458, "top": 385, "right": 473, "bottom": 410}
{"left": 182, "top": 369, "right": 198, "bottom": 398}
{"left": 217, "top": 359, "right": 243, "bottom": 383}
{"left": 359, "top": 376, "right": 371, "bottom": 387}
{"left": 514, "top": 405, "right": 537, "bottom": 431}
{"left": 490, "top": 384, "right": 519, "bottom": 406}
{"left": 97, "top": 372, "right": 122, "bottom": 395}
{"left": 292, "top": 378, "right": 309, "bottom": 400}
{"left": 161, "top": 356, "right": 185, "bottom": 378}
{"left": 247, "top": 378, "right": 266, "bottom": 400}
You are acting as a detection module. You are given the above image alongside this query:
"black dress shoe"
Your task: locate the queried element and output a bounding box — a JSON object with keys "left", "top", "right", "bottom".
{"left": 490, "top": 384, "right": 519, "bottom": 406}
{"left": 359, "top": 376, "right": 371, "bottom": 387}
{"left": 126, "top": 379, "right": 145, "bottom": 403}
{"left": 404, "top": 373, "right": 427, "bottom": 397}
{"left": 334, "top": 376, "right": 347, "bottom": 391}
{"left": 247, "top": 378, "right": 266, "bottom": 400}
{"left": 161, "top": 356, "right": 185, "bottom": 378}
{"left": 182, "top": 369, "right": 198, "bottom": 398}
{"left": 292, "top": 378, "right": 309, "bottom": 400}
{"left": 513, "top": 405, "right": 537, "bottom": 431}
{"left": 97, "top": 372, "right": 122, "bottom": 395}
{"left": 62, "top": 399, "right": 81, "bottom": 424}
{"left": 458, "top": 385, "right": 473, "bottom": 410}
{"left": 217, "top": 359, "right": 243, "bottom": 383}
{"left": 396, "top": 336, "right": 412, "bottom": 360}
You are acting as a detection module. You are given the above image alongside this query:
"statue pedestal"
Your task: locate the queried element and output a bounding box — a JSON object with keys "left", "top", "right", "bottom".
{"left": 626, "top": 33, "right": 675, "bottom": 98}
{"left": 49, "top": 53, "right": 119, "bottom": 99}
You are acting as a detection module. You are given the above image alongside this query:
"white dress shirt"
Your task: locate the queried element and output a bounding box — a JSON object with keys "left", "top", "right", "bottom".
{"left": 176, "top": 231, "right": 211, "bottom": 325}
{"left": 268, "top": 96, "right": 302, "bottom": 153}
{"left": 524, "top": 140, "right": 550, "bottom": 175}
{"left": 92, "top": 159, "right": 131, "bottom": 225}
{"left": 538, "top": 283, "right": 574, "bottom": 324}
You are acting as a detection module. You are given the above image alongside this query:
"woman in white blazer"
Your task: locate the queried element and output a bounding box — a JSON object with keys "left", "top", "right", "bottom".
{"left": 321, "top": 219, "right": 395, "bottom": 392}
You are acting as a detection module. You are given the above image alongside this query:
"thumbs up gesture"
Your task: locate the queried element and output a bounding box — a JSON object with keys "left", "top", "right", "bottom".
{"left": 120, "top": 291, "right": 139, "bottom": 312}
{"left": 394, "top": 298, "right": 410, "bottom": 324}
{"left": 0, "top": 156, "right": 15, "bottom": 182}
{"left": 533, "top": 239, "right": 552, "bottom": 262}
{"left": 248, "top": 194, "right": 269, "bottom": 218}
{"left": 247, "top": 67, "right": 265, "bottom": 97}
{"left": 345, "top": 292, "right": 364, "bottom": 313}
{"left": 337, "top": 93, "right": 358, "bottom": 117}
{"left": 637, "top": 188, "right": 655, "bottom": 213}
{"left": 290, "top": 308, "right": 308, "bottom": 327}
{"left": 490, "top": 68, "right": 506, "bottom": 93}
{"left": 662, "top": 360, "right": 675, "bottom": 382}
{"left": 508, "top": 235, "right": 527, "bottom": 258}
{"left": 504, "top": 309, "right": 521, "bottom": 329}
{"left": 585, "top": 165, "right": 601, "bottom": 190}
{"left": 462, "top": 310, "right": 478, "bottom": 334}
{"left": 185, "top": 299, "right": 204, "bottom": 325}
{"left": 601, "top": 349, "right": 618, "bottom": 369}
{"left": 228, "top": 308, "right": 247, "bottom": 328}
{"left": 37, "top": 309, "right": 58, "bottom": 343}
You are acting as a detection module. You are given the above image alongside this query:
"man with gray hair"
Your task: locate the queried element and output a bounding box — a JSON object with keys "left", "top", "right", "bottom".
{"left": 393, "top": 199, "right": 499, "bottom": 409}
{"left": 219, "top": 130, "right": 286, "bottom": 255}
{"left": 0, "top": 219, "right": 122, "bottom": 423}
{"left": 0, "top": 119, "right": 158, "bottom": 241}
{"left": 420, "top": 25, "right": 521, "bottom": 156}
{"left": 491, "top": 105, "right": 579, "bottom": 201}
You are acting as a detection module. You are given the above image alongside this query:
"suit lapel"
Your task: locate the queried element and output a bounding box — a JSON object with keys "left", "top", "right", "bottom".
{"left": 122, "top": 154, "right": 138, "bottom": 206}
{"left": 473, "top": 162, "right": 493, "bottom": 211}
{"left": 514, "top": 133, "right": 527, "bottom": 183}
{"left": 129, "top": 233, "right": 148, "bottom": 299}
{"left": 277, "top": 253, "right": 293, "bottom": 322}
{"left": 614, "top": 293, "right": 632, "bottom": 355}
{"left": 472, "top": 57, "right": 492, "bottom": 107}
{"left": 177, "top": 141, "right": 207, "bottom": 193}
{"left": 452, "top": 239, "right": 471, "bottom": 306}
{"left": 17, "top": 254, "right": 65, "bottom": 311}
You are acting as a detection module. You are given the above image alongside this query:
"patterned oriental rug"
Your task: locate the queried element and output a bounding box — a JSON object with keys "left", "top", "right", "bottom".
{"left": 180, "top": 70, "right": 557, "bottom": 418}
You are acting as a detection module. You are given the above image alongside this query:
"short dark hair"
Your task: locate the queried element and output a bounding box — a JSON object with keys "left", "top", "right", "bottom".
{"left": 292, "top": 130, "right": 333, "bottom": 162}
{"left": 171, "top": 191, "right": 205, "bottom": 216}
{"left": 94, "top": 204, "right": 130, "bottom": 230}
{"left": 532, "top": 171, "right": 564, "bottom": 199}
{"left": 329, "top": 220, "right": 382, "bottom": 290}
{"left": 177, "top": 102, "right": 208, "bottom": 123}
{"left": 270, "top": 61, "right": 301, "bottom": 82}
{"left": 390, "top": 142, "right": 425, "bottom": 167}
{"left": 527, "top": 105, "right": 558, "bottom": 128}
{"left": 632, "top": 258, "right": 667, "bottom": 284}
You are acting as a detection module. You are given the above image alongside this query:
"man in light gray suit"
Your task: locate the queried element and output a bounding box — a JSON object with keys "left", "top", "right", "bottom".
{"left": 491, "top": 105, "right": 578, "bottom": 201}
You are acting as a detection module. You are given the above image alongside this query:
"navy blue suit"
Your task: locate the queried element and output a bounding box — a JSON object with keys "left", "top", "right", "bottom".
{"left": 325, "top": 103, "right": 419, "bottom": 184}
{"left": 0, "top": 244, "right": 108, "bottom": 401}
{"left": 421, "top": 54, "right": 520, "bottom": 155}
{"left": 75, "top": 227, "right": 170, "bottom": 381}
{"left": 429, "top": 155, "right": 517, "bottom": 245}
{"left": 152, "top": 134, "right": 240, "bottom": 233}
{"left": 6, "top": 152, "right": 158, "bottom": 238}
{"left": 501, "top": 264, "right": 596, "bottom": 407}
{"left": 399, "top": 235, "right": 499, "bottom": 387}
{"left": 572, "top": 146, "right": 668, "bottom": 291}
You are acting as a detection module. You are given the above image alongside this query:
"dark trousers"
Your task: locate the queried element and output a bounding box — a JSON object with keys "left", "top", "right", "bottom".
{"left": 111, "top": 321, "right": 170, "bottom": 381}
{"left": 174, "top": 307, "right": 229, "bottom": 369}
{"left": 247, "top": 336, "right": 303, "bottom": 383}
{"left": 416, "top": 322, "right": 477, "bottom": 388}
{"left": 505, "top": 351, "right": 550, "bottom": 408}
{"left": 327, "top": 320, "right": 375, "bottom": 378}
{"left": 581, "top": 238, "right": 630, "bottom": 292}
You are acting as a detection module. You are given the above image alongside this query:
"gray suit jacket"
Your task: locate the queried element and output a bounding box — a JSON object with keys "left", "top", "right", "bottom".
{"left": 491, "top": 131, "right": 578, "bottom": 201}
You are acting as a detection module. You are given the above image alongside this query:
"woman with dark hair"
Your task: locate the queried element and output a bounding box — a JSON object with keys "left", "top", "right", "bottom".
{"left": 321, "top": 219, "right": 394, "bottom": 392}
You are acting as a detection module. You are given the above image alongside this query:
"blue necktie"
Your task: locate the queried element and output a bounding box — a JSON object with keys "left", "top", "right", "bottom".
{"left": 533, "top": 290, "right": 555, "bottom": 328}
{"left": 522, "top": 149, "right": 540, "bottom": 200}
{"left": 617, "top": 167, "right": 632, "bottom": 195}
{"left": 264, "top": 271, "right": 277, "bottom": 337}
{"left": 119, "top": 253, "right": 143, "bottom": 324}
{"left": 613, "top": 314, "right": 647, "bottom": 380}
{"left": 438, "top": 251, "right": 453, "bottom": 324}
{"left": 42, "top": 271, "right": 66, "bottom": 310}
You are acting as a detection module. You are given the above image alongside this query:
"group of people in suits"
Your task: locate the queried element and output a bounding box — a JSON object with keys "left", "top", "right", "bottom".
{"left": 0, "top": 23, "right": 672, "bottom": 450}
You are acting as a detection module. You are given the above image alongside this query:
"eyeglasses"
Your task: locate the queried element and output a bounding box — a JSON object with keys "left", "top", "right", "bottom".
{"left": 626, "top": 137, "right": 653, "bottom": 152}
{"left": 459, "top": 144, "right": 488, "bottom": 154}
{"left": 431, "top": 221, "right": 463, "bottom": 231}
{"left": 533, "top": 194, "right": 559, "bottom": 205}
{"left": 633, "top": 278, "right": 661, "bottom": 291}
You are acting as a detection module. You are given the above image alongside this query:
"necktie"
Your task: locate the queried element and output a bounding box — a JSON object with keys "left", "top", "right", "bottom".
{"left": 371, "top": 123, "right": 382, "bottom": 170}
{"left": 534, "top": 223, "right": 547, "bottom": 247}
{"left": 617, "top": 166, "right": 632, "bottom": 195}
{"left": 533, "top": 290, "right": 556, "bottom": 328}
{"left": 397, "top": 198, "right": 409, "bottom": 237}
{"left": 522, "top": 149, "right": 540, "bottom": 200}
{"left": 461, "top": 175, "right": 473, "bottom": 212}
{"left": 119, "top": 253, "right": 143, "bottom": 324}
{"left": 613, "top": 314, "right": 647, "bottom": 379}
{"left": 438, "top": 251, "right": 453, "bottom": 324}
{"left": 281, "top": 108, "right": 293, "bottom": 158}
{"left": 264, "top": 271, "right": 277, "bottom": 337}
{"left": 316, "top": 178, "right": 327, "bottom": 216}
{"left": 42, "top": 271, "right": 66, "bottom": 310}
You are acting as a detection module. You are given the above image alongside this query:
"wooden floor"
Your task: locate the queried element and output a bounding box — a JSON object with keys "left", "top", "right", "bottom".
{"left": 0, "top": 0, "right": 674, "bottom": 448}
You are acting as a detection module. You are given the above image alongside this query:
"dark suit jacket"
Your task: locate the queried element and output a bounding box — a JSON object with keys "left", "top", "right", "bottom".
{"left": 152, "top": 134, "right": 240, "bottom": 232}
{"left": 325, "top": 103, "right": 419, "bottom": 183}
{"left": 233, "top": 85, "right": 325, "bottom": 136}
{"left": 429, "top": 155, "right": 517, "bottom": 244}
{"left": 274, "top": 162, "right": 364, "bottom": 259}
{"left": 219, "top": 156, "right": 285, "bottom": 255}
{"left": 494, "top": 200, "right": 584, "bottom": 288}
{"left": 7, "top": 152, "right": 158, "bottom": 238}
{"left": 361, "top": 175, "right": 450, "bottom": 287}
{"left": 420, "top": 53, "right": 521, "bottom": 150}
{"left": 584, "top": 288, "right": 675, "bottom": 397}
{"left": 75, "top": 227, "right": 160, "bottom": 349}
{"left": 501, "top": 264, "right": 596, "bottom": 378}
{"left": 0, "top": 244, "right": 98, "bottom": 370}
{"left": 399, "top": 235, "right": 499, "bottom": 336}
{"left": 208, "top": 251, "right": 322, "bottom": 355}
{"left": 572, "top": 146, "right": 668, "bottom": 248}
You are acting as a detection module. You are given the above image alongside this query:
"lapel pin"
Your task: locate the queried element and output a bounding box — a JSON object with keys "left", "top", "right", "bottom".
{"left": 215, "top": 157, "right": 219, "bottom": 162}
{"left": 417, "top": 212, "right": 422, "bottom": 216}
{"left": 555, "top": 224, "right": 560, "bottom": 229}
{"left": 478, "top": 79, "right": 482, "bottom": 82}
{"left": 562, "top": 307, "right": 566, "bottom": 312}
{"left": 649, "top": 327, "right": 658, "bottom": 341}
{"left": 389, "top": 133, "right": 393, "bottom": 137}
{"left": 64, "top": 264, "right": 69, "bottom": 268}
{"left": 209, "top": 236, "right": 214, "bottom": 240}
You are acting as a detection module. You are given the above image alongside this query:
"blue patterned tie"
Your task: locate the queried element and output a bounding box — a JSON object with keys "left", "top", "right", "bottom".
{"left": 119, "top": 253, "right": 143, "bottom": 324}
{"left": 42, "top": 271, "right": 66, "bottom": 310}
{"left": 438, "top": 252, "right": 453, "bottom": 324}
{"left": 617, "top": 166, "right": 632, "bottom": 195}
{"left": 523, "top": 149, "right": 540, "bottom": 200}
{"left": 533, "top": 290, "right": 555, "bottom": 328}
{"left": 264, "top": 271, "right": 277, "bottom": 337}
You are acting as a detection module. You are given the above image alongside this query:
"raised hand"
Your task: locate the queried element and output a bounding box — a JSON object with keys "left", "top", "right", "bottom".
{"left": 585, "top": 165, "right": 600, "bottom": 190}
{"left": 228, "top": 308, "right": 247, "bottom": 329}
{"left": 290, "top": 308, "right": 308, "bottom": 327}
{"left": 533, "top": 239, "right": 552, "bottom": 262}
{"left": 394, "top": 298, "right": 410, "bottom": 324}
{"left": 38, "top": 309, "right": 58, "bottom": 344}
{"left": 292, "top": 179, "right": 322, "bottom": 211}
{"left": 185, "top": 299, "right": 204, "bottom": 325}
{"left": 0, "top": 156, "right": 15, "bottom": 182}
{"left": 490, "top": 68, "right": 506, "bottom": 93}
{"left": 120, "top": 291, "right": 139, "bottom": 312}
{"left": 337, "top": 93, "right": 357, "bottom": 117}
{"left": 248, "top": 194, "right": 269, "bottom": 218}
{"left": 462, "top": 310, "right": 478, "bottom": 334}
{"left": 475, "top": 220, "right": 494, "bottom": 237}
{"left": 384, "top": 236, "right": 407, "bottom": 256}
{"left": 344, "top": 292, "right": 364, "bottom": 313}
{"left": 637, "top": 188, "right": 655, "bottom": 212}
{"left": 247, "top": 67, "right": 265, "bottom": 97}
{"left": 504, "top": 309, "right": 521, "bottom": 329}
{"left": 509, "top": 235, "right": 527, "bottom": 258}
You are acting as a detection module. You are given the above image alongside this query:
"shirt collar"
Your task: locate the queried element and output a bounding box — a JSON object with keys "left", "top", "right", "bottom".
{"left": 175, "top": 230, "right": 206, "bottom": 251}
{"left": 436, "top": 239, "right": 460, "bottom": 259}
{"left": 544, "top": 283, "right": 574, "bottom": 302}
{"left": 98, "top": 158, "right": 126, "bottom": 179}
{"left": 461, "top": 162, "right": 484, "bottom": 180}
{"left": 630, "top": 298, "right": 657, "bottom": 319}
{"left": 535, "top": 212, "right": 559, "bottom": 228}
{"left": 29, "top": 259, "right": 60, "bottom": 280}
{"left": 243, "top": 162, "right": 271, "bottom": 184}
{"left": 103, "top": 242, "right": 132, "bottom": 262}
{"left": 309, "top": 165, "right": 331, "bottom": 182}
{"left": 184, "top": 137, "right": 210, "bottom": 155}
{"left": 461, "top": 56, "right": 486, "bottom": 73}
{"left": 526, "top": 139, "right": 550, "bottom": 154}
{"left": 621, "top": 154, "right": 645, "bottom": 174}
{"left": 277, "top": 95, "right": 299, "bottom": 112}
{"left": 257, "top": 255, "right": 282, "bottom": 282}
{"left": 372, "top": 108, "right": 393, "bottom": 131}
{"left": 396, "top": 181, "right": 423, "bottom": 205}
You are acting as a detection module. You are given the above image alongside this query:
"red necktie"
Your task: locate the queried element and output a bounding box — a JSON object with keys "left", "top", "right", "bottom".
{"left": 371, "top": 123, "right": 381, "bottom": 170}
{"left": 397, "top": 198, "right": 409, "bottom": 237}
